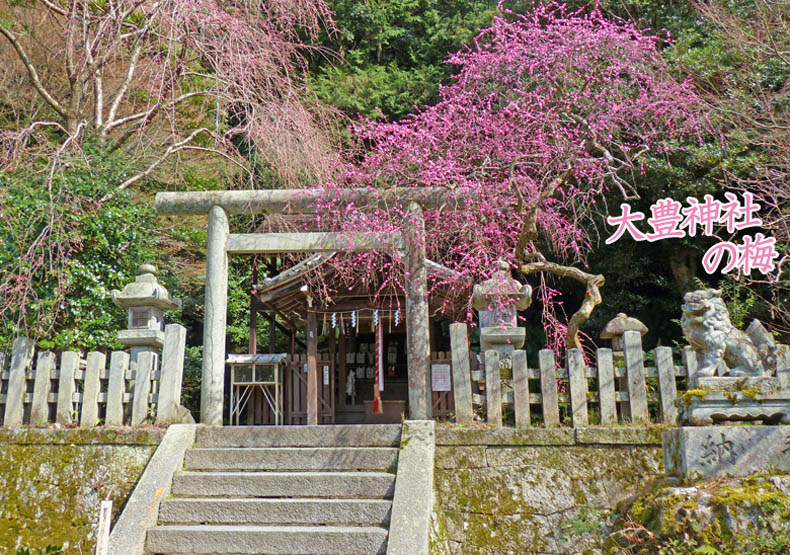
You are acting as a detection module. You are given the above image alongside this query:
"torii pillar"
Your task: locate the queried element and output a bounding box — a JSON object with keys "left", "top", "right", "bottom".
{"left": 202, "top": 205, "right": 229, "bottom": 425}
{"left": 405, "top": 202, "right": 432, "bottom": 419}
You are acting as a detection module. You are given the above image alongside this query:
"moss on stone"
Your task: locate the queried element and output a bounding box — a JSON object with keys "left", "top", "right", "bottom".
{"left": 574, "top": 426, "right": 664, "bottom": 446}
{"left": 680, "top": 388, "right": 714, "bottom": 408}
{"left": 436, "top": 427, "right": 575, "bottom": 447}
{"left": 711, "top": 475, "right": 790, "bottom": 517}
{"left": 0, "top": 435, "right": 155, "bottom": 553}
{"left": 615, "top": 474, "right": 790, "bottom": 553}
{"left": 433, "top": 434, "right": 663, "bottom": 554}
{"left": 739, "top": 387, "right": 761, "bottom": 401}
{"left": 0, "top": 427, "right": 164, "bottom": 446}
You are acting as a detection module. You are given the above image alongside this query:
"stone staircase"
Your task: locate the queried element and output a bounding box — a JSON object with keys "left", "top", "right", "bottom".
{"left": 146, "top": 425, "right": 402, "bottom": 555}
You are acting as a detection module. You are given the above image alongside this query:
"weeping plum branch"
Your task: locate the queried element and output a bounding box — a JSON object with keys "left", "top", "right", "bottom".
{"left": 310, "top": 3, "right": 710, "bottom": 348}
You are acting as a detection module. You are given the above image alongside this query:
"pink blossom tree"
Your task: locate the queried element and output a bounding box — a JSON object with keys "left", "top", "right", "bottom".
{"left": 0, "top": 0, "right": 338, "bottom": 188}
{"left": 0, "top": 0, "right": 338, "bottom": 340}
{"left": 310, "top": 4, "right": 709, "bottom": 350}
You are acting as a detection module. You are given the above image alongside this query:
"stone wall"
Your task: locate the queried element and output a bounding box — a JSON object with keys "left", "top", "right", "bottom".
{"left": 0, "top": 428, "right": 163, "bottom": 554}
{"left": 431, "top": 427, "right": 665, "bottom": 554}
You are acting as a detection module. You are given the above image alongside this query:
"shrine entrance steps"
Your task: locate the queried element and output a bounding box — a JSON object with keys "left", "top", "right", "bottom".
{"left": 146, "top": 425, "right": 402, "bottom": 555}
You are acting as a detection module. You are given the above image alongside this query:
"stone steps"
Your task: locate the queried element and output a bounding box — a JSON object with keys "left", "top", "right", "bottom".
{"left": 172, "top": 470, "right": 396, "bottom": 498}
{"left": 184, "top": 446, "right": 398, "bottom": 471}
{"left": 147, "top": 425, "right": 400, "bottom": 554}
{"left": 195, "top": 424, "right": 402, "bottom": 448}
{"left": 158, "top": 498, "right": 393, "bottom": 526}
{"left": 146, "top": 524, "right": 389, "bottom": 554}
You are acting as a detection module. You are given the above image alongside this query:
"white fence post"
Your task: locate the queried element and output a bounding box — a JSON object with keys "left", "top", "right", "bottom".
{"left": 157, "top": 324, "right": 187, "bottom": 424}
{"left": 106, "top": 351, "right": 129, "bottom": 426}
{"left": 655, "top": 346, "right": 678, "bottom": 425}
{"left": 449, "top": 323, "right": 473, "bottom": 424}
{"left": 567, "top": 348, "right": 588, "bottom": 427}
{"left": 81, "top": 352, "right": 106, "bottom": 427}
{"left": 31, "top": 351, "right": 56, "bottom": 424}
{"left": 597, "top": 348, "right": 617, "bottom": 425}
{"left": 3, "top": 337, "right": 35, "bottom": 427}
{"left": 539, "top": 349, "right": 559, "bottom": 427}
{"left": 485, "top": 350, "right": 502, "bottom": 427}
{"left": 623, "top": 331, "right": 649, "bottom": 424}
{"left": 512, "top": 350, "right": 530, "bottom": 428}
{"left": 56, "top": 351, "right": 80, "bottom": 425}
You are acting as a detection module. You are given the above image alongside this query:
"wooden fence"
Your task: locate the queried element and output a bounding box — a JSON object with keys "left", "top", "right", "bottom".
{"left": 0, "top": 324, "right": 187, "bottom": 428}
{"left": 450, "top": 323, "right": 705, "bottom": 428}
{"left": 286, "top": 353, "right": 335, "bottom": 425}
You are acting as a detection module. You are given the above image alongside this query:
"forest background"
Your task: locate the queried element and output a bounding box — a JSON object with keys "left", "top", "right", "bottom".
{"left": 0, "top": 0, "right": 787, "bottom": 414}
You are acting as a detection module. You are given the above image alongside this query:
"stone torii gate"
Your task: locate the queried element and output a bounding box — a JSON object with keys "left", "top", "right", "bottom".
{"left": 155, "top": 188, "right": 463, "bottom": 425}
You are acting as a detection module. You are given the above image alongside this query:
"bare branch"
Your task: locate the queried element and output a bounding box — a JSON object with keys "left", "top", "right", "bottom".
{"left": 94, "top": 71, "right": 104, "bottom": 128}
{"left": 88, "top": 0, "right": 155, "bottom": 74}
{"left": 37, "top": 0, "right": 66, "bottom": 16}
{"left": 0, "top": 26, "right": 69, "bottom": 120}
{"left": 180, "top": 145, "right": 253, "bottom": 176}
{"left": 100, "top": 128, "right": 213, "bottom": 202}
{"left": 102, "top": 41, "right": 143, "bottom": 133}
{"left": 515, "top": 167, "right": 573, "bottom": 263}
{"left": 106, "top": 91, "right": 214, "bottom": 134}
{"left": 520, "top": 261, "right": 605, "bottom": 349}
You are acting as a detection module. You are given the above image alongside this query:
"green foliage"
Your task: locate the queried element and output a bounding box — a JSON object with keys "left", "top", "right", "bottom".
{"left": 226, "top": 263, "right": 254, "bottom": 351}
{"left": 181, "top": 344, "right": 203, "bottom": 417}
{"left": 561, "top": 503, "right": 604, "bottom": 537}
{"left": 310, "top": 0, "right": 718, "bottom": 123}
{"left": 310, "top": 0, "right": 499, "bottom": 120}
{"left": 0, "top": 143, "right": 173, "bottom": 351}
{"left": 622, "top": 528, "right": 790, "bottom": 555}
{"left": 717, "top": 277, "right": 758, "bottom": 329}
{"left": 15, "top": 548, "right": 64, "bottom": 555}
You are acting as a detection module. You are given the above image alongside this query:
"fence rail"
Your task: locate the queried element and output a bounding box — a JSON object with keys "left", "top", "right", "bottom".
{"left": 448, "top": 323, "right": 784, "bottom": 428}
{"left": 0, "top": 324, "right": 186, "bottom": 428}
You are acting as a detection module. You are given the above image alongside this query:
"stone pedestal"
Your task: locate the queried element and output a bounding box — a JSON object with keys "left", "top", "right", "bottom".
{"left": 680, "top": 376, "right": 790, "bottom": 425}
{"left": 664, "top": 426, "right": 790, "bottom": 479}
{"left": 480, "top": 327, "right": 525, "bottom": 362}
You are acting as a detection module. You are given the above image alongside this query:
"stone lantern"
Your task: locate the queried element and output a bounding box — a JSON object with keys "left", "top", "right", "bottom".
{"left": 111, "top": 264, "right": 180, "bottom": 361}
{"left": 472, "top": 260, "right": 532, "bottom": 362}
{"left": 600, "top": 313, "right": 648, "bottom": 357}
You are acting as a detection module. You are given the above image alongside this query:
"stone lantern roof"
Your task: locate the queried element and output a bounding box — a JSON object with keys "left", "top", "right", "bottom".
{"left": 111, "top": 264, "right": 180, "bottom": 311}
{"left": 600, "top": 313, "right": 648, "bottom": 340}
{"left": 471, "top": 260, "right": 532, "bottom": 312}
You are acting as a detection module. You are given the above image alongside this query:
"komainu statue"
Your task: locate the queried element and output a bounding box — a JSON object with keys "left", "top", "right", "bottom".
{"left": 681, "top": 288, "right": 768, "bottom": 378}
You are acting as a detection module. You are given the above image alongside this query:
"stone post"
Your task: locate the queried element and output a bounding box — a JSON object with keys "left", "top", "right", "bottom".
{"left": 202, "top": 205, "right": 229, "bottom": 425}
{"left": 405, "top": 202, "right": 432, "bottom": 420}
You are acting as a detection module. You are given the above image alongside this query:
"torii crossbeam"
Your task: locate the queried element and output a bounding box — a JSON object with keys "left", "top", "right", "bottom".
{"left": 155, "top": 188, "right": 464, "bottom": 425}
